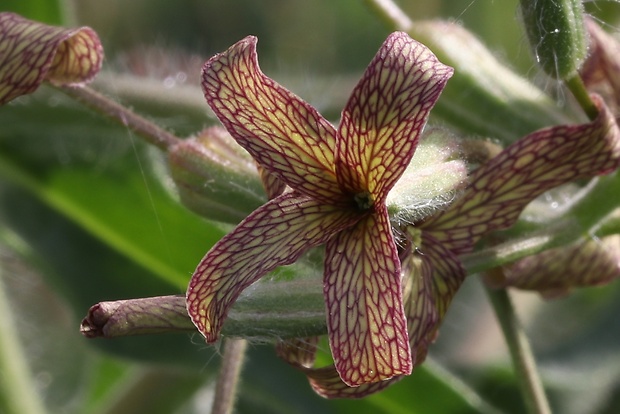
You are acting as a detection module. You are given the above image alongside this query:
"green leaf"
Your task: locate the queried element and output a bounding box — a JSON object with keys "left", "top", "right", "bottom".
{"left": 1, "top": 88, "right": 225, "bottom": 291}
{"left": 0, "top": 87, "right": 226, "bottom": 364}
{"left": 2, "top": 0, "right": 65, "bottom": 25}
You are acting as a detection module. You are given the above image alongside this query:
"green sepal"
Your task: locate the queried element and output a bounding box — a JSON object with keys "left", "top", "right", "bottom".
{"left": 519, "top": 0, "right": 587, "bottom": 79}
{"left": 168, "top": 127, "right": 267, "bottom": 224}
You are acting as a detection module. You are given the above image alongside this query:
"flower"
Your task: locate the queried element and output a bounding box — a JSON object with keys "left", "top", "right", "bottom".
{"left": 0, "top": 12, "right": 103, "bottom": 105}
{"left": 483, "top": 16, "right": 620, "bottom": 296}
{"left": 186, "top": 29, "right": 620, "bottom": 397}
{"left": 276, "top": 93, "right": 620, "bottom": 398}
{"left": 496, "top": 235, "right": 620, "bottom": 298}
{"left": 186, "top": 32, "right": 454, "bottom": 387}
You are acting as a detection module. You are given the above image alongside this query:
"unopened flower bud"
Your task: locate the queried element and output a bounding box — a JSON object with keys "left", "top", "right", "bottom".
{"left": 80, "top": 295, "right": 194, "bottom": 338}
{"left": 519, "top": 0, "right": 587, "bottom": 79}
{"left": 168, "top": 127, "right": 267, "bottom": 223}
{"left": 387, "top": 128, "right": 468, "bottom": 226}
{"left": 495, "top": 235, "right": 620, "bottom": 298}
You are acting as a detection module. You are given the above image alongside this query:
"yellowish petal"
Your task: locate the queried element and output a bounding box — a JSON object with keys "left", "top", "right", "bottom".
{"left": 425, "top": 95, "right": 620, "bottom": 253}
{"left": 0, "top": 12, "right": 102, "bottom": 105}
{"left": 202, "top": 36, "right": 343, "bottom": 204}
{"left": 324, "top": 205, "right": 411, "bottom": 386}
{"left": 336, "top": 31, "right": 453, "bottom": 201}
{"left": 186, "top": 192, "right": 358, "bottom": 341}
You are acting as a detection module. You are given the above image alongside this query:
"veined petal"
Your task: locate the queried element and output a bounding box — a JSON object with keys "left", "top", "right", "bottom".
{"left": 423, "top": 95, "right": 620, "bottom": 253}
{"left": 305, "top": 365, "right": 399, "bottom": 399}
{"left": 581, "top": 18, "right": 620, "bottom": 113}
{"left": 324, "top": 205, "right": 411, "bottom": 386}
{"left": 202, "top": 36, "right": 343, "bottom": 203}
{"left": 499, "top": 235, "right": 620, "bottom": 297}
{"left": 256, "top": 163, "right": 287, "bottom": 200}
{"left": 0, "top": 12, "right": 103, "bottom": 105}
{"left": 186, "top": 192, "right": 359, "bottom": 342}
{"left": 336, "top": 32, "right": 453, "bottom": 200}
{"left": 401, "top": 231, "right": 466, "bottom": 364}
{"left": 278, "top": 230, "right": 466, "bottom": 399}
{"left": 276, "top": 337, "right": 319, "bottom": 369}
{"left": 276, "top": 337, "right": 400, "bottom": 398}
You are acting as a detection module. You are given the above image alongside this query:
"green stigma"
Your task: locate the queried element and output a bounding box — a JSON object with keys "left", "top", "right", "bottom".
{"left": 354, "top": 191, "right": 374, "bottom": 211}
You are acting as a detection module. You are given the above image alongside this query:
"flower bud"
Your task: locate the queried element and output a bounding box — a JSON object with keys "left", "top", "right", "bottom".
{"left": 81, "top": 265, "right": 327, "bottom": 340}
{"left": 387, "top": 128, "right": 468, "bottom": 226}
{"left": 168, "top": 127, "right": 267, "bottom": 223}
{"left": 519, "top": 0, "right": 587, "bottom": 79}
{"left": 80, "top": 295, "right": 194, "bottom": 338}
{"left": 494, "top": 235, "right": 620, "bottom": 298}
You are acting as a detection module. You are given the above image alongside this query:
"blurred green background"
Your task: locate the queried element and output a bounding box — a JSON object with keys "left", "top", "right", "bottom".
{"left": 2, "top": 1, "right": 620, "bottom": 413}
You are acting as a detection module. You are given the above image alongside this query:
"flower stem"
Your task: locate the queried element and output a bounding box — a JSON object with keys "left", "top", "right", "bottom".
{"left": 565, "top": 75, "right": 598, "bottom": 120}
{"left": 0, "top": 269, "right": 47, "bottom": 414}
{"left": 364, "top": 0, "right": 412, "bottom": 31}
{"left": 484, "top": 279, "right": 551, "bottom": 414}
{"left": 57, "top": 85, "right": 181, "bottom": 151}
{"left": 211, "top": 338, "right": 248, "bottom": 414}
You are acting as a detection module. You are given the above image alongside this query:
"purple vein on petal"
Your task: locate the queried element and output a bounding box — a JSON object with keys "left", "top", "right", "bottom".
{"left": 0, "top": 12, "right": 102, "bottom": 105}
{"left": 336, "top": 31, "right": 453, "bottom": 200}
{"left": 324, "top": 205, "right": 411, "bottom": 386}
{"left": 186, "top": 191, "right": 359, "bottom": 341}
{"left": 424, "top": 95, "right": 620, "bottom": 253}
{"left": 201, "top": 36, "right": 344, "bottom": 204}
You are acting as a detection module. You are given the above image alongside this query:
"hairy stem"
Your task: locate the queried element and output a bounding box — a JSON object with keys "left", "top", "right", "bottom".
{"left": 566, "top": 75, "right": 599, "bottom": 120}
{"left": 57, "top": 85, "right": 181, "bottom": 151}
{"left": 211, "top": 338, "right": 248, "bottom": 414}
{"left": 485, "top": 280, "right": 551, "bottom": 414}
{"left": 0, "top": 269, "right": 47, "bottom": 414}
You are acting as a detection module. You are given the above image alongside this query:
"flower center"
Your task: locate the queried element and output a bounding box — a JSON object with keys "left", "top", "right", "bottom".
{"left": 353, "top": 191, "right": 374, "bottom": 211}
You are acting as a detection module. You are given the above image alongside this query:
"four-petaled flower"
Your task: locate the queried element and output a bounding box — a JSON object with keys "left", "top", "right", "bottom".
{"left": 186, "top": 32, "right": 453, "bottom": 386}
{"left": 276, "top": 92, "right": 620, "bottom": 398}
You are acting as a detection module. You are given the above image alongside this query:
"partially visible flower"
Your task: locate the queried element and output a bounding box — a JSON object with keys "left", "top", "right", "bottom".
{"left": 477, "top": 18, "right": 620, "bottom": 299}
{"left": 186, "top": 32, "right": 454, "bottom": 387}
{"left": 0, "top": 12, "right": 103, "bottom": 105}
{"left": 493, "top": 235, "right": 620, "bottom": 298}
{"left": 580, "top": 18, "right": 620, "bottom": 114}
{"left": 420, "top": 95, "right": 620, "bottom": 253}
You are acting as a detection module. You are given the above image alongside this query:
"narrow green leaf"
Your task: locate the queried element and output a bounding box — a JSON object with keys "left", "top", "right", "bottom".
{"left": 2, "top": 0, "right": 64, "bottom": 25}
